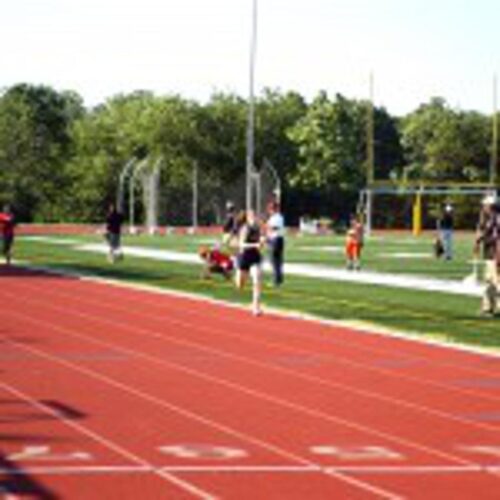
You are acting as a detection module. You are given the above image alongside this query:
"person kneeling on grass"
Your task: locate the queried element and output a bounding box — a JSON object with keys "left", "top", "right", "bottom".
{"left": 235, "top": 210, "right": 264, "bottom": 316}
{"left": 199, "top": 245, "right": 234, "bottom": 280}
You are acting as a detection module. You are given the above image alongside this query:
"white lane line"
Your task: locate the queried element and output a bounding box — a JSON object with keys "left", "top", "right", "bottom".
{"left": 0, "top": 383, "right": 216, "bottom": 500}
{"left": 7, "top": 280, "right": 500, "bottom": 440}
{"left": 27, "top": 276, "right": 500, "bottom": 410}
{"left": 1, "top": 292, "right": 480, "bottom": 469}
{"left": 0, "top": 466, "right": 152, "bottom": 475}
{"left": 0, "top": 335, "right": 402, "bottom": 499}
{"left": 1, "top": 464, "right": 500, "bottom": 475}
{"left": 18, "top": 261, "right": 500, "bottom": 360}
{"left": 40, "top": 269, "right": 500, "bottom": 382}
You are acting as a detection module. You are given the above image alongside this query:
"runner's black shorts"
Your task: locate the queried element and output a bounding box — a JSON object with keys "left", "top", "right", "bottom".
{"left": 239, "top": 249, "right": 262, "bottom": 271}
{"left": 106, "top": 232, "right": 121, "bottom": 251}
{"left": 2, "top": 235, "right": 13, "bottom": 255}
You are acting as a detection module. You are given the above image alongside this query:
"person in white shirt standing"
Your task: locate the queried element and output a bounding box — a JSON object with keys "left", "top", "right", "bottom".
{"left": 266, "top": 201, "right": 285, "bottom": 287}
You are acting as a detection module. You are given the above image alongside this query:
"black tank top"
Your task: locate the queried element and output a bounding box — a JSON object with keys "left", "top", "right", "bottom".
{"left": 245, "top": 223, "right": 260, "bottom": 244}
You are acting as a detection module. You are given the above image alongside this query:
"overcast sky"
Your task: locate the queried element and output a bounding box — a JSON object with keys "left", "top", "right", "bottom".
{"left": 1, "top": 0, "right": 498, "bottom": 114}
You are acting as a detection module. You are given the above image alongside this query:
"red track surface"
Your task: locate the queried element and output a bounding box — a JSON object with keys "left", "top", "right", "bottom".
{"left": 1, "top": 265, "right": 500, "bottom": 499}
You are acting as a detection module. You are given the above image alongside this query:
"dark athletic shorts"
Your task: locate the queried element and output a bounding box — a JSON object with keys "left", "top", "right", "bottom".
{"left": 239, "top": 249, "right": 261, "bottom": 272}
{"left": 2, "top": 235, "right": 13, "bottom": 255}
{"left": 106, "top": 232, "right": 121, "bottom": 251}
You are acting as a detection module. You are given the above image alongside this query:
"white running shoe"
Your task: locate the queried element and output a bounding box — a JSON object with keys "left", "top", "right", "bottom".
{"left": 252, "top": 307, "right": 263, "bottom": 316}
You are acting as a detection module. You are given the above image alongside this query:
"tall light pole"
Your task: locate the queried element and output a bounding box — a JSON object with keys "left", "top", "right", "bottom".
{"left": 246, "top": 0, "right": 258, "bottom": 211}
{"left": 365, "top": 72, "right": 375, "bottom": 236}
{"left": 491, "top": 74, "right": 498, "bottom": 187}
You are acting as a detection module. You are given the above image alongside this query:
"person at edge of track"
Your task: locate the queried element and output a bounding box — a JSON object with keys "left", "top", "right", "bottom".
{"left": 474, "top": 194, "right": 500, "bottom": 317}
{"left": 0, "top": 204, "right": 15, "bottom": 266}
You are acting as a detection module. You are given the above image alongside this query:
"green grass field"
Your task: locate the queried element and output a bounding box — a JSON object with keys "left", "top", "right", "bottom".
{"left": 14, "top": 231, "right": 500, "bottom": 352}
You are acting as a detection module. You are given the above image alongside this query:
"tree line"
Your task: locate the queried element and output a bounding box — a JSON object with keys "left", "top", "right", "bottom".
{"left": 0, "top": 83, "right": 496, "bottom": 225}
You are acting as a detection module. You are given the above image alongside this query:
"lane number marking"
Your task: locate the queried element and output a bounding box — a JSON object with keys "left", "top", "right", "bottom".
{"left": 158, "top": 444, "right": 248, "bottom": 461}
{"left": 310, "top": 445, "right": 405, "bottom": 461}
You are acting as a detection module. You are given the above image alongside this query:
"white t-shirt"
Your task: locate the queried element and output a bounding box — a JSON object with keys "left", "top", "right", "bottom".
{"left": 267, "top": 213, "right": 285, "bottom": 239}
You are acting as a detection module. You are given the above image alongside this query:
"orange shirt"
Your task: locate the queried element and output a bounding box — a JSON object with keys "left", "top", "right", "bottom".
{"left": 345, "top": 229, "right": 361, "bottom": 259}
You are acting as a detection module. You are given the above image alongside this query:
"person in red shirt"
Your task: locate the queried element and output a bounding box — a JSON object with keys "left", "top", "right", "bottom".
{"left": 199, "top": 245, "right": 234, "bottom": 280}
{"left": 0, "top": 205, "right": 15, "bottom": 265}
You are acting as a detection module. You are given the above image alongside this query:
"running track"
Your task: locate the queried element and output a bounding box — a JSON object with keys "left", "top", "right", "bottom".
{"left": 1, "top": 266, "right": 500, "bottom": 499}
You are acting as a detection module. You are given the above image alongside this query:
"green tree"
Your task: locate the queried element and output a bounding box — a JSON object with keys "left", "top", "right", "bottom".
{"left": 400, "top": 98, "right": 490, "bottom": 183}
{"left": 285, "top": 92, "right": 366, "bottom": 218}
{"left": 0, "top": 84, "right": 83, "bottom": 220}
{"left": 66, "top": 91, "right": 162, "bottom": 220}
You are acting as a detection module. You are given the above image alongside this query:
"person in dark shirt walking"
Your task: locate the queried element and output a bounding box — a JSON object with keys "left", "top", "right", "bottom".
{"left": 105, "top": 203, "right": 124, "bottom": 263}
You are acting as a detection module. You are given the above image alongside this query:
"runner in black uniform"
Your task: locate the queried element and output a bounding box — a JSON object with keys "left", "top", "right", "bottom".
{"left": 236, "top": 210, "right": 263, "bottom": 315}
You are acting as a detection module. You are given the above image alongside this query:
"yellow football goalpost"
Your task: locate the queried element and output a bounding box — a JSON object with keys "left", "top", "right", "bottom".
{"left": 361, "top": 75, "right": 499, "bottom": 236}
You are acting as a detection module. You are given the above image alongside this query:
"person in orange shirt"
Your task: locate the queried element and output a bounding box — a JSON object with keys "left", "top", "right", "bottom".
{"left": 345, "top": 215, "right": 363, "bottom": 271}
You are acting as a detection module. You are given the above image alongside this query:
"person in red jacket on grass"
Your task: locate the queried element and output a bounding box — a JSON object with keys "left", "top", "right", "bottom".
{"left": 0, "top": 205, "right": 15, "bottom": 265}
{"left": 198, "top": 245, "right": 234, "bottom": 280}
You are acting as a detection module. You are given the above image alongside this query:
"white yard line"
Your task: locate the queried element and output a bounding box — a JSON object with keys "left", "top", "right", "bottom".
{"left": 76, "top": 242, "right": 483, "bottom": 297}
{"left": 21, "top": 236, "right": 84, "bottom": 245}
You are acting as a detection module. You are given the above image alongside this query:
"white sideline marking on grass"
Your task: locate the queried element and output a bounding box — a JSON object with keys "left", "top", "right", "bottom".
{"left": 379, "top": 252, "right": 432, "bottom": 259}
{"left": 21, "top": 236, "right": 83, "bottom": 245}
{"left": 77, "top": 243, "right": 483, "bottom": 297}
{"left": 80, "top": 243, "right": 201, "bottom": 264}
{"left": 297, "top": 246, "right": 344, "bottom": 253}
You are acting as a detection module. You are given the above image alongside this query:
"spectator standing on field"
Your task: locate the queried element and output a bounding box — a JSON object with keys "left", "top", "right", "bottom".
{"left": 439, "top": 204, "right": 454, "bottom": 260}
{"left": 266, "top": 201, "right": 285, "bottom": 286}
{"left": 345, "top": 214, "right": 364, "bottom": 271}
{"left": 0, "top": 205, "right": 15, "bottom": 265}
{"left": 222, "top": 201, "right": 238, "bottom": 247}
{"left": 474, "top": 195, "right": 500, "bottom": 316}
{"left": 105, "top": 203, "right": 124, "bottom": 263}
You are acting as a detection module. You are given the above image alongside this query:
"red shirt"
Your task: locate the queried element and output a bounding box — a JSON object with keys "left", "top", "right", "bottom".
{"left": 209, "top": 249, "right": 233, "bottom": 271}
{"left": 0, "top": 213, "right": 14, "bottom": 238}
